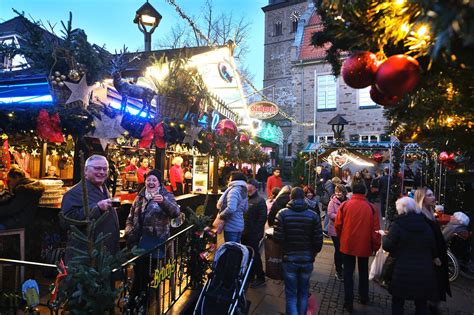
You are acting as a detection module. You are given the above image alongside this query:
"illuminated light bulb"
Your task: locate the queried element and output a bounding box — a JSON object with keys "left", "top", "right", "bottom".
{"left": 416, "top": 25, "right": 429, "bottom": 37}
{"left": 401, "top": 23, "right": 410, "bottom": 34}
{"left": 394, "top": 0, "right": 405, "bottom": 5}
{"left": 7, "top": 112, "right": 14, "bottom": 118}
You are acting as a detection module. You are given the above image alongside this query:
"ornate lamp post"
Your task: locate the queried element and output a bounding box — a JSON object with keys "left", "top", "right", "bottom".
{"left": 133, "top": 1, "right": 162, "bottom": 52}
{"left": 328, "top": 114, "right": 348, "bottom": 142}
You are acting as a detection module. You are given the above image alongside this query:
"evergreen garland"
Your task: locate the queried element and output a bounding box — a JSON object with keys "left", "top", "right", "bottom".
{"left": 311, "top": 0, "right": 474, "bottom": 155}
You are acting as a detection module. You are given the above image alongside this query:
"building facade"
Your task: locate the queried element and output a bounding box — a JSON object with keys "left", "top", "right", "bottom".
{"left": 262, "top": 0, "right": 389, "bottom": 158}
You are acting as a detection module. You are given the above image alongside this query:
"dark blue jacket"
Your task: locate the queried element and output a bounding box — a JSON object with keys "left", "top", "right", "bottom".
{"left": 273, "top": 199, "right": 323, "bottom": 263}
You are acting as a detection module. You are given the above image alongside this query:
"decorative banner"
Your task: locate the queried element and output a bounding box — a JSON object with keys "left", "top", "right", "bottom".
{"left": 150, "top": 259, "right": 177, "bottom": 288}
{"left": 248, "top": 101, "right": 279, "bottom": 120}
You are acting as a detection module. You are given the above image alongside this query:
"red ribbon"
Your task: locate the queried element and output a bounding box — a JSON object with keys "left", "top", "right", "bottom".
{"left": 36, "top": 109, "right": 65, "bottom": 143}
{"left": 51, "top": 259, "right": 68, "bottom": 302}
{"left": 139, "top": 122, "right": 166, "bottom": 149}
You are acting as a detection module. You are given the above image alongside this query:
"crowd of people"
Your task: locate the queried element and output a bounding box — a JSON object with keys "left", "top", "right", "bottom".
{"left": 0, "top": 154, "right": 470, "bottom": 314}
{"left": 212, "top": 163, "right": 470, "bottom": 315}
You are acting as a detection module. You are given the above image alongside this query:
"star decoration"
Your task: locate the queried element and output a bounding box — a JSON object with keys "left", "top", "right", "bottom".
{"left": 183, "top": 126, "right": 202, "bottom": 148}
{"left": 51, "top": 149, "right": 58, "bottom": 156}
{"left": 64, "top": 75, "right": 93, "bottom": 105}
{"left": 31, "top": 149, "right": 39, "bottom": 157}
{"left": 87, "top": 114, "right": 126, "bottom": 140}
{"left": 8, "top": 145, "right": 15, "bottom": 154}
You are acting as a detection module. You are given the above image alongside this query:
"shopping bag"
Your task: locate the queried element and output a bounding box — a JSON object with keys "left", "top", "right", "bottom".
{"left": 307, "top": 293, "right": 318, "bottom": 315}
{"left": 369, "top": 244, "right": 387, "bottom": 280}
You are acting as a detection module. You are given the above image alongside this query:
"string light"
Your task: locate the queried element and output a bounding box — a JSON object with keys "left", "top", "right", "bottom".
{"left": 164, "top": 0, "right": 314, "bottom": 127}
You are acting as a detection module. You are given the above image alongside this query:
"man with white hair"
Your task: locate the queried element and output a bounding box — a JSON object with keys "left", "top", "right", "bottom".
{"left": 61, "top": 154, "right": 119, "bottom": 262}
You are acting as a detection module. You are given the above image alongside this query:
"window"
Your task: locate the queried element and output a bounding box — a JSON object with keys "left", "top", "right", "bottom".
{"left": 307, "top": 135, "right": 315, "bottom": 143}
{"left": 290, "top": 11, "right": 300, "bottom": 33}
{"left": 317, "top": 75, "right": 337, "bottom": 110}
{"left": 291, "top": 20, "right": 298, "bottom": 33}
{"left": 353, "top": 135, "right": 380, "bottom": 143}
{"left": 317, "top": 135, "right": 334, "bottom": 143}
{"left": 0, "top": 35, "right": 28, "bottom": 72}
{"left": 274, "top": 22, "right": 282, "bottom": 36}
{"left": 361, "top": 135, "right": 369, "bottom": 143}
{"left": 370, "top": 135, "right": 379, "bottom": 142}
{"left": 358, "top": 86, "right": 377, "bottom": 107}
{"left": 287, "top": 143, "right": 292, "bottom": 156}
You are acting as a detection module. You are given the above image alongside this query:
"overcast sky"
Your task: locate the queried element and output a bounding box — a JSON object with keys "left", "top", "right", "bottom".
{"left": 0, "top": 0, "right": 266, "bottom": 89}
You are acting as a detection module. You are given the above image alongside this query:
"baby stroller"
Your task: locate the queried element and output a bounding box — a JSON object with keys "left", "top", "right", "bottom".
{"left": 194, "top": 242, "right": 254, "bottom": 315}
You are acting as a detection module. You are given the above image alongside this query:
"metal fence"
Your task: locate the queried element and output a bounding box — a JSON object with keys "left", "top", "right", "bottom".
{"left": 0, "top": 224, "right": 197, "bottom": 314}
{"left": 114, "top": 224, "right": 195, "bottom": 314}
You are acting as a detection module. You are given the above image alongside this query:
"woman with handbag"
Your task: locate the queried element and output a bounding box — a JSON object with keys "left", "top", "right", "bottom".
{"left": 382, "top": 197, "right": 437, "bottom": 315}
{"left": 124, "top": 169, "right": 180, "bottom": 309}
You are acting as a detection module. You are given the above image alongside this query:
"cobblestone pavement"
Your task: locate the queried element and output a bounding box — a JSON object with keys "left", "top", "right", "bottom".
{"left": 247, "top": 241, "right": 474, "bottom": 314}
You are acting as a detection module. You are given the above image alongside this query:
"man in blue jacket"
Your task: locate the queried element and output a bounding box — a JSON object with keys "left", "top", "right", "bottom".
{"left": 274, "top": 187, "right": 323, "bottom": 315}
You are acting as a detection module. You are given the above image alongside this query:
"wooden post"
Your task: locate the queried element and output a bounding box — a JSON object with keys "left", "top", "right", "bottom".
{"left": 212, "top": 156, "right": 219, "bottom": 194}
{"left": 155, "top": 148, "right": 165, "bottom": 172}
{"left": 39, "top": 142, "right": 47, "bottom": 178}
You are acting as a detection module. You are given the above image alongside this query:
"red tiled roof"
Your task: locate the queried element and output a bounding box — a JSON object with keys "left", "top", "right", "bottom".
{"left": 298, "top": 13, "right": 329, "bottom": 61}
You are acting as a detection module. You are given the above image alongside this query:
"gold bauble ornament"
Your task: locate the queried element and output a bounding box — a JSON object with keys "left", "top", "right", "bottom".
{"left": 54, "top": 71, "right": 60, "bottom": 76}
{"left": 60, "top": 75, "right": 66, "bottom": 80}
{"left": 68, "top": 69, "right": 81, "bottom": 82}
{"left": 58, "top": 82, "right": 65, "bottom": 87}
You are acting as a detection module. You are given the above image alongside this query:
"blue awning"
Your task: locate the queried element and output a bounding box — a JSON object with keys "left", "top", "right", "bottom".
{"left": 0, "top": 76, "right": 53, "bottom": 106}
{"left": 302, "top": 142, "right": 319, "bottom": 153}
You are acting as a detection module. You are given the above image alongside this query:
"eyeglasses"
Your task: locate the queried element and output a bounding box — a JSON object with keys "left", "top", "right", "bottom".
{"left": 88, "top": 166, "right": 109, "bottom": 172}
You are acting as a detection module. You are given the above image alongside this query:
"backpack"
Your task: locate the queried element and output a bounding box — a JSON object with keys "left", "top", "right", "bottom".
{"left": 320, "top": 189, "right": 330, "bottom": 206}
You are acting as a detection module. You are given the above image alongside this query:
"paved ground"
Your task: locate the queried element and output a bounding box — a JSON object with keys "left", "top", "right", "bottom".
{"left": 246, "top": 240, "right": 474, "bottom": 314}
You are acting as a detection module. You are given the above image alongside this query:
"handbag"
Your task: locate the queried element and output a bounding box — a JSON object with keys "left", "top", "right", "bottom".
{"left": 212, "top": 214, "right": 224, "bottom": 234}
{"left": 381, "top": 254, "right": 396, "bottom": 286}
{"left": 369, "top": 244, "right": 387, "bottom": 280}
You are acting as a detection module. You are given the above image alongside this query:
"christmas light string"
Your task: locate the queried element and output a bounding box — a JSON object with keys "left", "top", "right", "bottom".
{"left": 164, "top": 0, "right": 314, "bottom": 127}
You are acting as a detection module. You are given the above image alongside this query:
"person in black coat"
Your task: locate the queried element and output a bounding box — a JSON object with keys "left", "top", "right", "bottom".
{"left": 267, "top": 185, "right": 291, "bottom": 226}
{"left": 0, "top": 166, "right": 45, "bottom": 230}
{"left": 242, "top": 179, "right": 267, "bottom": 287}
{"left": 415, "top": 187, "right": 451, "bottom": 313}
{"left": 378, "top": 167, "right": 390, "bottom": 219}
{"left": 273, "top": 187, "right": 323, "bottom": 315}
{"left": 382, "top": 197, "right": 437, "bottom": 315}
{"left": 256, "top": 165, "right": 269, "bottom": 193}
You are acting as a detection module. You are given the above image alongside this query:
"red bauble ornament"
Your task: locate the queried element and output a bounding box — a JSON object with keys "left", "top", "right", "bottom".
{"left": 373, "top": 152, "right": 383, "bottom": 163}
{"left": 439, "top": 152, "right": 449, "bottom": 161}
{"left": 369, "top": 86, "right": 400, "bottom": 106}
{"left": 216, "top": 119, "right": 237, "bottom": 141}
{"left": 205, "top": 133, "right": 213, "bottom": 142}
{"left": 239, "top": 132, "right": 250, "bottom": 144}
{"left": 341, "top": 51, "right": 379, "bottom": 89}
{"left": 375, "top": 54, "right": 420, "bottom": 97}
{"left": 448, "top": 153, "right": 455, "bottom": 161}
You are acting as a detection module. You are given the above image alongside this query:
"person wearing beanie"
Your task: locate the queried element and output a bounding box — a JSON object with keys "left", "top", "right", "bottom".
{"left": 214, "top": 171, "right": 248, "bottom": 243}
{"left": 335, "top": 181, "right": 381, "bottom": 312}
{"left": 242, "top": 179, "right": 267, "bottom": 288}
{"left": 125, "top": 168, "right": 180, "bottom": 308}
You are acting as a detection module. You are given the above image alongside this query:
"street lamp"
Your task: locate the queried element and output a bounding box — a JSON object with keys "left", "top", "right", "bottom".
{"left": 133, "top": 1, "right": 162, "bottom": 52}
{"left": 328, "top": 114, "right": 348, "bottom": 142}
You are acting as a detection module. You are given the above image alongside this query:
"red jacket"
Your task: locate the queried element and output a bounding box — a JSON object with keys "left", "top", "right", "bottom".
{"left": 266, "top": 175, "right": 283, "bottom": 197}
{"left": 169, "top": 165, "right": 183, "bottom": 190}
{"left": 137, "top": 166, "right": 149, "bottom": 184}
{"left": 335, "top": 194, "right": 381, "bottom": 257}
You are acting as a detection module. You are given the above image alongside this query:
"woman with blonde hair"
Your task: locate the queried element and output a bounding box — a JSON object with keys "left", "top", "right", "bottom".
{"left": 414, "top": 187, "right": 451, "bottom": 314}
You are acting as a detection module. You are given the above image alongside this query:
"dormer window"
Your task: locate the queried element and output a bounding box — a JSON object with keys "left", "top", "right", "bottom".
{"left": 0, "top": 35, "right": 29, "bottom": 72}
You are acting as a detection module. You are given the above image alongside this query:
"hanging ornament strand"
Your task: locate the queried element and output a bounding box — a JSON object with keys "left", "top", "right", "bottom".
{"left": 164, "top": 0, "right": 313, "bottom": 127}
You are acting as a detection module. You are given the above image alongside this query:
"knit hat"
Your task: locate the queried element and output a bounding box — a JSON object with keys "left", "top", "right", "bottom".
{"left": 247, "top": 179, "right": 259, "bottom": 188}
{"left": 145, "top": 169, "right": 162, "bottom": 183}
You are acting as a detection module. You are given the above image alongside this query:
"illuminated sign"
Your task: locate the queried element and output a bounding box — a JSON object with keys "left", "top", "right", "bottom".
{"left": 256, "top": 121, "right": 283, "bottom": 146}
{"left": 248, "top": 101, "right": 279, "bottom": 119}
{"left": 150, "top": 259, "right": 177, "bottom": 288}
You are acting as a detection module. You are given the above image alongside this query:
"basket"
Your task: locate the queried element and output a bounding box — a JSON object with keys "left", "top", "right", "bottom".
{"left": 49, "top": 82, "right": 71, "bottom": 105}
{"left": 155, "top": 95, "right": 192, "bottom": 122}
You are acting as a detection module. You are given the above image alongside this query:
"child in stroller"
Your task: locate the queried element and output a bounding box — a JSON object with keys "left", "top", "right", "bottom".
{"left": 194, "top": 242, "right": 254, "bottom": 315}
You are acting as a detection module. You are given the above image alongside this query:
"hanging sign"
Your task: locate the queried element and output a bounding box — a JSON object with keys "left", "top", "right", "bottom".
{"left": 248, "top": 101, "right": 279, "bottom": 119}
